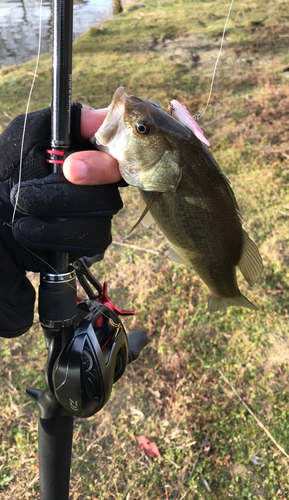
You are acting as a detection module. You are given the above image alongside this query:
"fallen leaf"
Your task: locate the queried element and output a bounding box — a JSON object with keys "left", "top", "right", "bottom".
{"left": 230, "top": 463, "right": 248, "bottom": 478}
{"left": 136, "top": 436, "right": 161, "bottom": 458}
{"left": 148, "top": 388, "right": 161, "bottom": 399}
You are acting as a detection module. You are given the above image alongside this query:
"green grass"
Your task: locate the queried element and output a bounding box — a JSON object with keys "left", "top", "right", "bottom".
{"left": 1, "top": 0, "right": 289, "bottom": 498}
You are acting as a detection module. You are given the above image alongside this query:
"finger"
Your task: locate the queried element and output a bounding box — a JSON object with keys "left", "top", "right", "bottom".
{"left": 63, "top": 150, "right": 121, "bottom": 185}
{"left": 80, "top": 108, "right": 109, "bottom": 139}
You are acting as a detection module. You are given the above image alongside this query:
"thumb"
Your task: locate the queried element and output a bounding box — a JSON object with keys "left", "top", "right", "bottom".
{"left": 63, "top": 150, "right": 121, "bottom": 185}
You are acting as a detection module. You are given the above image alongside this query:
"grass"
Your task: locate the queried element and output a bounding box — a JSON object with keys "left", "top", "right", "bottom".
{"left": 1, "top": 0, "right": 289, "bottom": 498}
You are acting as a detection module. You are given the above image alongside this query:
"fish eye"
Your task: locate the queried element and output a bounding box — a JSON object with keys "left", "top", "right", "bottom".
{"left": 135, "top": 122, "right": 150, "bottom": 135}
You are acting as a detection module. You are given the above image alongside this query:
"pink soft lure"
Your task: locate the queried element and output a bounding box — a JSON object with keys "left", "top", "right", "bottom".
{"left": 169, "top": 100, "right": 210, "bottom": 147}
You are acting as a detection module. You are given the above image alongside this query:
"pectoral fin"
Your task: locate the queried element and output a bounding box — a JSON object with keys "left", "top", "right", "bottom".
{"left": 130, "top": 192, "right": 159, "bottom": 233}
{"left": 238, "top": 230, "right": 263, "bottom": 286}
{"left": 139, "top": 194, "right": 155, "bottom": 228}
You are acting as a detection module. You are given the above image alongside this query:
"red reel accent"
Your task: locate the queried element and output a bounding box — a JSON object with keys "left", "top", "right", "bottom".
{"left": 77, "top": 282, "right": 134, "bottom": 329}
{"left": 94, "top": 282, "right": 134, "bottom": 328}
{"left": 96, "top": 282, "right": 135, "bottom": 317}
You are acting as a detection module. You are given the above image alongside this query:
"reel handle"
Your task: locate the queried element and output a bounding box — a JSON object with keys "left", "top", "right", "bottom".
{"left": 127, "top": 331, "right": 149, "bottom": 363}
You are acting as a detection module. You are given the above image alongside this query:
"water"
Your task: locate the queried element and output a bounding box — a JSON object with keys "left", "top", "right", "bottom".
{"left": 0, "top": 0, "right": 113, "bottom": 68}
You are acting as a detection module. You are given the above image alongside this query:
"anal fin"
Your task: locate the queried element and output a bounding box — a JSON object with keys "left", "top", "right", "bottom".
{"left": 238, "top": 230, "right": 263, "bottom": 287}
{"left": 167, "top": 244, "right": 188, "bottom": 265}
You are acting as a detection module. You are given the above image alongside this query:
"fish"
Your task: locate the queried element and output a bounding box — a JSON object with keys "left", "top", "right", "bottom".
{"left": 92, "top": 87, "right": 263, "bottom": 312}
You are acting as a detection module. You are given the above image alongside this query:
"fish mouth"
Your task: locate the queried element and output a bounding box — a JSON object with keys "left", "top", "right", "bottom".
{"left": 95, "top": 87, "right": 127, "bottom": 147}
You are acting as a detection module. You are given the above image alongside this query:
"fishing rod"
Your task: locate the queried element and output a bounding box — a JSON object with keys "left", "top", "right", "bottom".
{"left": 26, "top": 2, "right": 75, "bottom": 498}
{"left": 23, "top": 2, "right": 148, "bottom": 499}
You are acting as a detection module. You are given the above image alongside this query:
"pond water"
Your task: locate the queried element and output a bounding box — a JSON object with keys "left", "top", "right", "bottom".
{"left": 0, "top": 0, "right": 113, "bottom": 68}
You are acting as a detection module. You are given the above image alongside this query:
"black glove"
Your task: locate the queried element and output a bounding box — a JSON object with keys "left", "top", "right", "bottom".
{"left": 0, "top": 104, "right": 124, "bottom": 338}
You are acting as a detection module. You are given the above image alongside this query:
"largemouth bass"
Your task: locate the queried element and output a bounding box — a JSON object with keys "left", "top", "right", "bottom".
{"left": 92, "top": 87, "right": 263, "bottom": 312}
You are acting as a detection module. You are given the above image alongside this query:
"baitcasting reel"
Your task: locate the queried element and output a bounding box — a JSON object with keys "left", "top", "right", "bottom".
{"left": 52, "top": 300, "right": 129, "bottom": 418}
{"left": 27, "top": 256, "right": 148, "bottom": 420}
{"left": 50, "top": 257, "right": 148, "bottom": 418}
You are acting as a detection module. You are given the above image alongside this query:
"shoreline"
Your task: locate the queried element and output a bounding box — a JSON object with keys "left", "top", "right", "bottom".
{"left": 0, "top": 0, "right": 114, "bottom": 69}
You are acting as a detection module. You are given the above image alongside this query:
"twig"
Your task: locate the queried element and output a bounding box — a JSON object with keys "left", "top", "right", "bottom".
{"left": 201, "top": 112, "right": 232, "bottom": 128}
{"left": 218, "top": 369, "right": 289, "bottom": 460}
{"left": 28, "top": 474, "right": 39, "bottom": 489}
{"left": 200, "top": 473, "right": 211, "bottom": 492}
{"left": 112, "top": 240, "right": 160, "bottom": 255}
{"left": 3, "top": 111, "right": 13, "bottom": 120}
{"left": 263, "top": 146, "right": 289, "bottom": 154}
{"left": 6, "top": 380, "right": 17, "bottom": 393}
{"left": 166, "top": 457, "right": 180, "bottom": 469}
{"left": 180, "top": 492, "right": 190, "bottom": 500}
{"left": 161, "top": 470, "right": 169, "bottom": 500}
{"left": 191, "top": 455, "right": 199, "bottom": 474}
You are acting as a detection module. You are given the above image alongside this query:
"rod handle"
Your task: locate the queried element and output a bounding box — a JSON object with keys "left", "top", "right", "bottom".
{"left": 38, "top": 415, "right": 73, "bottom": 500}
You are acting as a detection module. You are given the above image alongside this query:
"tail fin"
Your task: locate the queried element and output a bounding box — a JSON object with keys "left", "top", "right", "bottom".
{"left": 208, "top": 292, "right": 258, "bottom": 313}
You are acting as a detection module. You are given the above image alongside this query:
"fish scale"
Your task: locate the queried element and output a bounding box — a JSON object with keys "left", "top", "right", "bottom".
{"left": 142, "top": 171, "right": 242, "bottom": 300}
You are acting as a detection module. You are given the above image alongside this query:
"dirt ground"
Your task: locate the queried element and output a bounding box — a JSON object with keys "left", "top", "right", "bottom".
{"left": 144, "top": 30, "right": 289, "bottom": 154}
{"left": 148, "top": 28, "right": 289, "bottom": 76}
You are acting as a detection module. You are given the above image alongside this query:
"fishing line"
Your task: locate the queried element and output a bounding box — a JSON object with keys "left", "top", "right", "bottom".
{"left": 200, "top": 0, "right": 235, "bottom": 118}
{"left": 22, "top": 246, "right": 60, "bottom": 275}
{"left": 12, "top": 0, "right": 43, "bottom": 225}
{"left": 11, "top": 0, "right": 63, "bottom": 277}
{"left": 25, "top": 244, "right": 120, "bottom": 306}
{"left": 11, "top": 0, "right": 234, "bottom": 280}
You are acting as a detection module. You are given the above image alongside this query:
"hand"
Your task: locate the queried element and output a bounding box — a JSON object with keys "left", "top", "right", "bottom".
{"left": 0, "top": 104, "right": 124, "bottom": 338}
{"left": 6, "top": 103, "right": 124, "bottom": 261}
{"left": 63, "top": 108, "right": 121, "bottom": 185}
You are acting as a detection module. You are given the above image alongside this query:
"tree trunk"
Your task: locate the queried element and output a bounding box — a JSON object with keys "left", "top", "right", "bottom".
{"left": 113, "top": 0, "right": 123, "bottom": 15}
